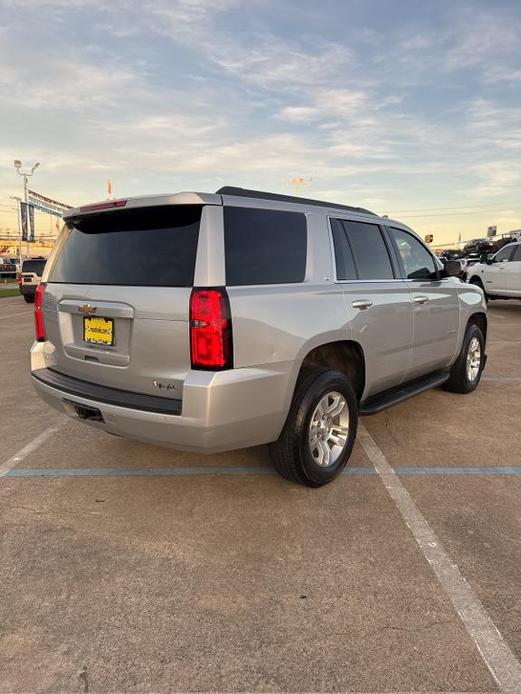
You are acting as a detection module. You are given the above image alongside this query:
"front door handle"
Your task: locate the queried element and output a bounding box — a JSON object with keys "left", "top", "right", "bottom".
{"left": 352, "top": 299, "right": 373, "bottom": 310}
{"left": 413, "top": 295, "right": 429, "bottom": 304}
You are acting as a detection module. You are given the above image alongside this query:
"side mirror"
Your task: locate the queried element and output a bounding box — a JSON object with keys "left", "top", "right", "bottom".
{"left": 442, "top": 259, "right": 462, "bottom": 277}
{"left": 480, "top": 253, "right": 493, "bottom": 264}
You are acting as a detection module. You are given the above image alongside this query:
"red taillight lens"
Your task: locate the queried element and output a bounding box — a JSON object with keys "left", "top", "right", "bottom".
{"left": 190, "top": 288, "right": 232, "bottom": 369}
{"left": 34, "top": 283, "right": 46, "bottom": 342}
{"left": 16, "top": 272, "right": 22, "bottom": 287}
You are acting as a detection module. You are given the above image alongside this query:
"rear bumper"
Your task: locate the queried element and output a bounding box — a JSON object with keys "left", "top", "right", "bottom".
{"left": 33, "top": 368, "right": 183, "bottom": 415}
{"left": 20, "top": 284, "right": 37, "bottom": 295}
{"left": 30, "top": 346, "right": 292, "bottom": 454}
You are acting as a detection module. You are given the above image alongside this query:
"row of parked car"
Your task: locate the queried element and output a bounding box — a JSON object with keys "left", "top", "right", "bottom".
{"left": 0, "top": 256, "right": 19, "bottom": 278}
{"left": 462, "top": 241, "right": 521, "bottom": 301}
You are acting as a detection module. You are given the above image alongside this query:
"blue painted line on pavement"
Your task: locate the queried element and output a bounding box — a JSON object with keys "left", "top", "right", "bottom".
{"left": 4, "top": 465, "right": 521, "bottom": 478}
{"left": 396, "top": 465, "right": 521, "bottom": 476}
{"left": 6, "top": 466, "right": 276, "bottom": 477}
{"left": 5, "top": 465, "right": 373, "bottom": 478}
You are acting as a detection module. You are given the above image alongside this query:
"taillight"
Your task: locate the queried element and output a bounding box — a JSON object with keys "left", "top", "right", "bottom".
{"left": 16, "top": 272, "right": 22, "bottom": 287}
{"left": 190, "top": 288, "right": 232, "bottom": 370}
{"left": 34, "top": 283, "right": 46, "bottom": 342}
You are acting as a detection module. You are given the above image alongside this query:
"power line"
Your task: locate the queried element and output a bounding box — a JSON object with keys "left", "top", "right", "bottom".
{"left": 387, "top": 200, "right": 521, "bottom": 214}
{"left": 397, "top": 208, "right": 521, "bottom": 219}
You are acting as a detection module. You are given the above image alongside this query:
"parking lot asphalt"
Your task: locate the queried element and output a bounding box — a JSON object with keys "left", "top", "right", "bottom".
{"left": 0, "top": 295, "right": 520, "bottom": 693}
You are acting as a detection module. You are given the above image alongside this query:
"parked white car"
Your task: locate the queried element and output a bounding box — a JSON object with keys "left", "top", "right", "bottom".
{"left": 467, "top": 242, "right": 521, "bottom": 301}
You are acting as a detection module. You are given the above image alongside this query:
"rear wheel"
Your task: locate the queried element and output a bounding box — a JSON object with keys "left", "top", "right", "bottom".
{"left": 23, "top": 294, "right": 35, "bottom": 303}
{"left": 444, "top": 324, "right": 485, "bottom": 394}
{"left": 269, "top": 367, "right": 358, "bottom": 487}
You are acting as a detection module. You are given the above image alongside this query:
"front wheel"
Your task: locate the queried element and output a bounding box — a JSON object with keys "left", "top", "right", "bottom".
{"left": 269, "top": 367, "right": 358, "bottom": 487}
{"left": 444, "top": 324, "right": 485, "bottom": 394}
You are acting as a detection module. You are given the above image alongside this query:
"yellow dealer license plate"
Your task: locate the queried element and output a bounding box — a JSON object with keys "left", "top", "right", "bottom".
{"left": 83, "top": 316, "right": 114, "bottom": 346}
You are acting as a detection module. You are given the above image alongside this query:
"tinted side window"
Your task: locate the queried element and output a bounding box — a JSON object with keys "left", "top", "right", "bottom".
{"left": 330, "top": 219, "right": 356, "bottom": 280}
{"left": 224, "top": 207, "right": 307, "bottom": 285}
{"left": 495, "top": 245, "right": 514, "bottom": 262}
{"left": 512, "top": 245, "right": 521, "bottom": 261}
{"left": 390, "top": 228, "right": 437, "bottom": 280}
{"left": 343, "top": 221, "right": 394, "bottom": 280}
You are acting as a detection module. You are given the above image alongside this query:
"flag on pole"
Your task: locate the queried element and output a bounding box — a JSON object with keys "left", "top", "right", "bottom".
{"left": 20, "top": 202, "right": 29, "bottom": 241}
{"left": 28, "top": 204, "right": 35, "bottom": 242}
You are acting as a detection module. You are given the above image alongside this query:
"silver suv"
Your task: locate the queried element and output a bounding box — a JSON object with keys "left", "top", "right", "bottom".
{"left": 31, "top": 187, "right": 487, "bottom": 487}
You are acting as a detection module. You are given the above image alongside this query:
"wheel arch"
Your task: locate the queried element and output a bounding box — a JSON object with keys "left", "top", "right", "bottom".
{"left": 468, "top": 274, "right": 484, "bottom": 287}
{"left": 467, "top": 311, "right": 488, "bottom": 342}
{"left": 297, "top": 339, "right": 366, "bottom": 402}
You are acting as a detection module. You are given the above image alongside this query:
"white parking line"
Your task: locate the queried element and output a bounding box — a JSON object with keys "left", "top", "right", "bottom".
{"left": 358, "top": 422, "right": 521, "bottom": 694}
{"left": 0, "top": 421, "right": 67, "bottom": 478}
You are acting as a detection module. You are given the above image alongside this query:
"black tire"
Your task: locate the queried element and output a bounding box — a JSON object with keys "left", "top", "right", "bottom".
{"left": 444, "top": 324, "right": 485, "bottom": 394}
{"left": 469, "top": 277, "right": 488, "bottom": 303}
{"left": 269, "top": 367, "right": 358, "bottom": 487}
{"left": 23, "top": 294, "right": 35, "bottom": 303}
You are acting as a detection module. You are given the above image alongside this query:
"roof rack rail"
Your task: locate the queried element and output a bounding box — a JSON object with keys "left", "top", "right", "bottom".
{"left": 216, "top": 186, "right": 375, "bottom": 215}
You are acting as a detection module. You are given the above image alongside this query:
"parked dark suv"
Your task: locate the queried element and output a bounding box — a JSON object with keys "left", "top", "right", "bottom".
{"left": 19, "top": 257, "right": 46, "bottom": 303}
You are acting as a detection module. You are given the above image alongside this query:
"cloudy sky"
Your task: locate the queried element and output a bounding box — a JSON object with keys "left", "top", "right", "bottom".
{"left": 1, "top": 0, "right": 521, "bottom": 244}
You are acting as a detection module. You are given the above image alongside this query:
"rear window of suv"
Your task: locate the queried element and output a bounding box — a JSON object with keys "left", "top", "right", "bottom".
{"left": 224, "top": 207, "right": 307, "bottom": 285}
{"left": 22, "top": 259, "right": 46, "bottom": 275}
{"left": 48, "top": 205, "right": 201, "bottom": 287}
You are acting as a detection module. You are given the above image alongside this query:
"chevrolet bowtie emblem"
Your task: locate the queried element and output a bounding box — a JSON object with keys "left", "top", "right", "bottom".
{"left": 79, "top": 304, "right": 97, "bottom": 315}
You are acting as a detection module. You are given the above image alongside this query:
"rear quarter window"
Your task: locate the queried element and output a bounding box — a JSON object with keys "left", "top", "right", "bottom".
{"left": 342, "top": 220, "right": 395, "bottom": 280}
{"left": 224, "top": 207, "right": 307, "bottom": 286}
{"left": 48, "top": 205, "right": 201, "bottom": 287}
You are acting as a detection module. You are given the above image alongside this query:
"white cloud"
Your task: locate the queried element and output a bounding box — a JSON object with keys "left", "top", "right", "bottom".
{"left": 444, "top": 10, "right": 518, "bottom": 71}
{"left": 465, "top": 99, "right": 521, "bottom": 152}
{"left": 276, "top": 106, "right": 320, "bottom": 122}
{"left": 468, "top": 160, "right": 521, "bottom": 198}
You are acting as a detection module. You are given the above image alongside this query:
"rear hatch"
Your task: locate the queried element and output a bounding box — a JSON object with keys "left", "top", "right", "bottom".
{"left": 43, "top": 204, "right": 202, "bottom": 399}
{"left": 22, "top": 258, "right": 46, "bottom": 286}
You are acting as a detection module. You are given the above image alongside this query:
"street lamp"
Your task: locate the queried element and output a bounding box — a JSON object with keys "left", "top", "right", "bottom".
{"left": 14, "top": 159, "right": 40, "bottom": 258}
{"left": 14, "top": 159, "right": 40, "bottom": 202}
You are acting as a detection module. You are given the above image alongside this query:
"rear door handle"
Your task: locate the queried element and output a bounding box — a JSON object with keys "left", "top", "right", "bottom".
{"left": 352, "top": 299, "right": 373, "bottom": 310}
{"left": 413, "top": 295, "right": 429, "bottom": 304}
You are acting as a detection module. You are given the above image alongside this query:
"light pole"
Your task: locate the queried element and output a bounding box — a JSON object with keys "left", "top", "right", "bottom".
{"left": 8, "top": 196, "right": 23, "bottom": 268}
{"left": 14, "top": 159, "right": 40, "bottom": 258}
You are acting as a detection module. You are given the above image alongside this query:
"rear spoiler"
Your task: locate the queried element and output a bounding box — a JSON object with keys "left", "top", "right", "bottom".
{"left": 64, "top": 192, "right": 222, "bottom": 221}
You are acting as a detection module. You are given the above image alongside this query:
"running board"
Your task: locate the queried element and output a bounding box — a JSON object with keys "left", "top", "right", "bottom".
{"left": 360, "top": 370, "right": 450, "bottom": 415}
